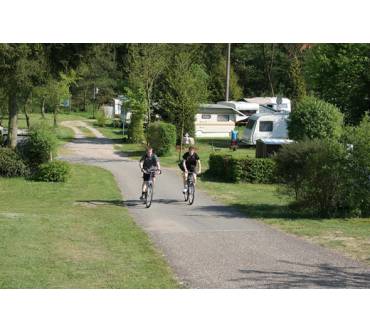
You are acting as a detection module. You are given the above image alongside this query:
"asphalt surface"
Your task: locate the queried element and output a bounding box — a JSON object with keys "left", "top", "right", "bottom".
{"left": 60, "top": 121, "right": 370, "bottom": 288}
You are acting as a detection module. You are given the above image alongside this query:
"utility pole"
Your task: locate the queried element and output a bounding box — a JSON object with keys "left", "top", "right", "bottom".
{"left": 225, "top": 43, "right": 231, "bottom": 101}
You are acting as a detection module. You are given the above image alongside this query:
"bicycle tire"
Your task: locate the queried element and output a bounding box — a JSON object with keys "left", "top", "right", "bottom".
{"left": 146, "top": 184, "right": 153, "bottom": 208}
{"left": 188, "top": 183, "right": 195, "bottom": 205}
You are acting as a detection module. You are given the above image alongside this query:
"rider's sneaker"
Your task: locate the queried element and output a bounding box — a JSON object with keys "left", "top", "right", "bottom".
{"left": 182, "top": 187, "right": 188, "bottom": 194}
{"left": 139, "top": 193, "right": 145, "bottom": 200}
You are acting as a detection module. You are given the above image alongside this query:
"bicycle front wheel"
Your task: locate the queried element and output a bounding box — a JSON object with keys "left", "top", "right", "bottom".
{"left": 146, "top": 184, "right": 153, "bottom": 208}
{"left": 188, "top": 184, "right": 195, "bottom": 205}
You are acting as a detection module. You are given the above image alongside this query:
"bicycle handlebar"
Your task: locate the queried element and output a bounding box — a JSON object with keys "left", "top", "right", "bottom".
{"left": 142, "top": 169, "right": 162, "bottom": 175}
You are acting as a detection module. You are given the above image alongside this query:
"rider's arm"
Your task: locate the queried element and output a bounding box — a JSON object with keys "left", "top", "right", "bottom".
{"left": 197, "top": 160, "right": 202, "bottom": 174}
{"left": 139, "top": 158, "right": 144, "bottom": 171}
{"left": 157, "top": 161, "right": 161, "bottom": 171}
{"left": 182, "top": 159, "right": 188, "bottom": 172}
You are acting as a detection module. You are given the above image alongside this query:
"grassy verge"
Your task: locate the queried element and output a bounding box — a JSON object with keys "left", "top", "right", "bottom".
{"left": 0, "top": 164, "right": 178, "bottom": 288}
{"left": 199, "top": 179, "right": 370, "bottom": 265}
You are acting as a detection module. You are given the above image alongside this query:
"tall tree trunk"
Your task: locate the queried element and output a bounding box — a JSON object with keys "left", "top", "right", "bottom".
{"left": 41, "top": 97, "right": 46, "bottom": 118}
{"left": 53, "top": 106, "right": 58, "bottom": 127}
{"left": 23, "top": 105, "right": 30, "bottom": 129}
{"left": 7, "top": 92, "right": 18, "bottom": 149}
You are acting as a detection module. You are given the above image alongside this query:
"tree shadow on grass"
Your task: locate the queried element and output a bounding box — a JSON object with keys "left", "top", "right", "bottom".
{"left": 231, "top": 260, "right": 370, "bottom": 288}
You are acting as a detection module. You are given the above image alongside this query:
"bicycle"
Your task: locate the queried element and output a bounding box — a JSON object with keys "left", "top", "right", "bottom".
{"left": 142, "top": 168, "right": 161, "bottom": 208}
{"left": 184, "top": 172, "right": 196, "bottom": 205}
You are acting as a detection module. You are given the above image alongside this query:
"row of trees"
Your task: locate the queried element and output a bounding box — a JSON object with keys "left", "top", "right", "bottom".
{"left": 1, "top": 43, "right": 370, "bottom": 147}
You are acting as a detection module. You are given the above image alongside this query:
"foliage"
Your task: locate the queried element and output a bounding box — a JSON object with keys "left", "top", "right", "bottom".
{"left": 34, "top": 160, "right": 71, "bottom": 182}
{"left": 146, "top": 121, "right": 176, "bottom": 156}
{"left": 0, "top": 148, "right": 28, "bottom": 177}
{"left": 289, "top": 55, "right": 307, "bottom": 103}
{"left": 208, "top": 154, "right": 276, "bottom": 183}
{"left": 17, "top": 122, "right": 58, "bottom": 168}
{"left": 128, "top": 44, "right": 168, "bottom": 122}
{"left": 124, "top": 87, "right": 146, "bottom": 143}
{"left": 288, "top": 96, "right": 343, "bottom": 141}
{"left": 0, "top": 44, "right": 47, "bottom": 148}
{"left": 304, "top": 44, "right": 370, "bottom": 124}
{"left": 275, "top": 138, "right": 369, "bottom": 217}
{"left": 95, "top": 109, "right": 108, "bottom": 127}
{"left": 341, "top": 114, "right": 370, "bottom": 216}
{"left": 73, "top": 44, "right": 119, "bottom": 110}
{"left": 163, "top": 51, "right": 209, "bottom": 141}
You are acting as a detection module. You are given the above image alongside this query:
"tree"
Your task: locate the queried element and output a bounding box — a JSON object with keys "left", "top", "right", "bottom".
{"left": 289, "top": 55, "right": 307, "bottom": 103}
{"left": 45, "top": 71, "right": 77, "bottom": 127}
{"left": 200, "top": 44, "right": 243, "bottom": 102}
{"left": 124, "top": 87, "right": 147, "bottom": 144}
{"left": 164, "top": 52, "right": 209, "bottom": 153}
{"left": 128, "top": 44, "right": 168, "bottom": 123}
{"left": 304, "top": 44, "right": 370, "bottom": 124}
{"left": 73, "top": 44, "right": 119, "bottom": 114}
{"left": 0, "top": 44, "right": 46, "bottom": 148}
{"left": 288, "top": 96, "right": 344, "bottom": 141}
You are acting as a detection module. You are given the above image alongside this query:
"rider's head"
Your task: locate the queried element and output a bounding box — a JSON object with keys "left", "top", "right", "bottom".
{"left": 146, "top": 146, "right": 153, "bottom": 156}
{"left": 188, "top": 146, "right": 196, "bottom": 155}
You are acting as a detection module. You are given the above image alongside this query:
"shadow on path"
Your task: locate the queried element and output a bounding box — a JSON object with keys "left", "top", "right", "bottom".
{"left": 231, "top": 260, "right": 370, "bottom": 288}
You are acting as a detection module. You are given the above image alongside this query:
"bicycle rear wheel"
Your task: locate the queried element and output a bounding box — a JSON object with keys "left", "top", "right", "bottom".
{"left": 145, "top": 184, "right": 153, "bottom": 208}
{"left": 188, "top": 183, "right": 195, "bottom": 205}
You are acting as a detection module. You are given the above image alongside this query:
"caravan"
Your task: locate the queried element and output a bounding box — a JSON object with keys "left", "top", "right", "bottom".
{"left": 241, "top": 113, "right": 289, "bottom": 145}
{"left": 217, "top": 101, "right": 260, "bottom": 123}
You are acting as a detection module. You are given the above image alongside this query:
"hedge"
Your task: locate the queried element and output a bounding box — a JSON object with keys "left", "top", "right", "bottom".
{"left": 208, "top": 154, "right": 276, "bottom": 183}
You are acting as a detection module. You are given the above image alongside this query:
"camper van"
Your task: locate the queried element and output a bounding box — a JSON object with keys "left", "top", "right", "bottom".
{"left": 241, "top": 113, "right": 289, "bottom": 145}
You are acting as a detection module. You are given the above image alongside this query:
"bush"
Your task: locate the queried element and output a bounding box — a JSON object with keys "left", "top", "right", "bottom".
{"left": 34, "top": 160, "right": 71, "bottom": 182}
{"left": 0, "top": 148, "right": 28, "bottom": 177}
{"left": 288, "top": 96, "right": 344, "bottom": 141}
{"left": 147, "top": 121, "right": 176, "bottom": 156}
{"left": 341, "top": 114, "right": 370, "bottom": 216}
{"left": 208, "top": 154, "right": 276, "bottom": 183}
{"left": 275, "top": 139, "right": 353, "bottom": 217}
{"left": 17, "top": 122, "right": 58, "bottom": 168}
{"left": 127, "top": 112, "right": 145, "bottom": 143}
{"left": 96, "top": 109, "right": 108, "bottom": 127}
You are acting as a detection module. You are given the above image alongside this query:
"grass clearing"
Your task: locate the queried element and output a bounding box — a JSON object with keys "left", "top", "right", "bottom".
{"left": 199, "top": 179, "right": 370, "bottom": 264}
{"left": 0, "top": 164, "right": 178, "bottom": 288}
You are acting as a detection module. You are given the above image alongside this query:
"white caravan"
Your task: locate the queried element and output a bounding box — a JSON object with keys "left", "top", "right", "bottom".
{"left": 243, "top": 97, "right": 291, "bottom": 113}
{"left": 217, "top": 101, "right": 260, "bottom": 122}
{"left": 196, "top": 104, "right": 245, "bottom": 138}
{"left": 241, "top": 113, "right": 289, "bottom": 145}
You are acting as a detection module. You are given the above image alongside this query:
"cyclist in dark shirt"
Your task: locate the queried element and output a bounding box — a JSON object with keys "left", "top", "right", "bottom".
{"left": 182, "top": 146, "right": 201, "bottom": 193}
{"left": 139, "top": 147, "right": 161, "bottom": 199}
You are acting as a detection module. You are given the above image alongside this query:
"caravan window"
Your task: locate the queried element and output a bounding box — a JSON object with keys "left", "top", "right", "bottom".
{"left": 217, "top": 115, "right": 230, "bottom": 122}
{"left": 246, "top": 119, "right": 256, "bottom": 129}
{"left": 259, "top": 121, "right": 273, "bottom": 132}
{"left": 201, "top": 114, "right": 211, "bottom": 119}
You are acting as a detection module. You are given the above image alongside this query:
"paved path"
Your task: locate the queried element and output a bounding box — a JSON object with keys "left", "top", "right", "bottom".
{"left": 60, "top": 121, "right": 370, "bottom": 288}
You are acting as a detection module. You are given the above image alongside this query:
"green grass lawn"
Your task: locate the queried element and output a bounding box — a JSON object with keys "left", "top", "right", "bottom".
{"left": 199, "top": 179, "right": 370, "bottom": 265}
{"left": 0, "top": 164, "right": 178, "bottom": 288}
{"left": 1, "top": 111, "right": 90, "bottom": 130}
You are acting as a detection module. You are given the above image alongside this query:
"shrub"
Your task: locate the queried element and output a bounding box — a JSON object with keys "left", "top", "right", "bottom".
{"left": 341, "top": 114, "right": 370, "bottom": 216}
{"left": 96, "top": 109, "right": 108, "bottom": 127}
{"left": 208, "top": 154, "right": 276, "bottom": 183}
{"left": 17, "top": 122, "right": 58, "bottom": 168}
{"left": 275, "top": 139, "right": 351, "bottom": 217}
{"left": 0, "top": 148, "right": 28, "bottom": 177}
{"left": 34, "top": 160, "right": 71, "bottom": 182}
{"left": 127, "top": 112, "right": 145, "bottom": 143}
{"left": 147, "top": 121, "right": 177, "bottom": 156}
{"left": 288, "top": 96, "right": 344, "bottom": 141}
